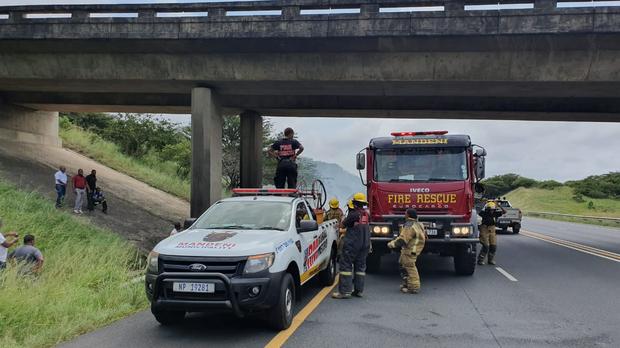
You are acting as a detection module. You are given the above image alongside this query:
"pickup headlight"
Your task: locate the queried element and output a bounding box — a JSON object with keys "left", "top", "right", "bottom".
{"left": 244, "top": 253, "right": 275, "bottom": 274}
{"left": 452, "top": 226, "right": 472, "bottom": 237}
{"left": 147, "top": 251, "right": 159, "bottom": 273}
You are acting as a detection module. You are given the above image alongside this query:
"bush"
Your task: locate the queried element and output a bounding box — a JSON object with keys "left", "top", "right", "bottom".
{"left": 537, "top": 180, "right": 563, "bottom": 190}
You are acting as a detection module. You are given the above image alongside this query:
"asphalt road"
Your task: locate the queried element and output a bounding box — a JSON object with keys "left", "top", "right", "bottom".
{"left": 60, "top": 218, "right": 620, "bottom": 348}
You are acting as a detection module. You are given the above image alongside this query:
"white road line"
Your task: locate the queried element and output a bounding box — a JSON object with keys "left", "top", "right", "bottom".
{"left": 495, "top": 267, "right": 518, "bottom": 282}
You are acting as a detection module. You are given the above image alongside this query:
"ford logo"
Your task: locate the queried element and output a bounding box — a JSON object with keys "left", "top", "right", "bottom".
{"left": 188, "top": 263, "right": 207, "bottom": 272}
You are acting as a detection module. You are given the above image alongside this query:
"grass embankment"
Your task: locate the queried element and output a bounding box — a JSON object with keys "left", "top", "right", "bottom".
{"left": 0, "top": 180, "right": 148, "bottom": 348}
{"left": 60, "top": 125, "right": 190, "bottom": 200}
{"left": 506, "top": 186, "right": 620, "bottom": 228}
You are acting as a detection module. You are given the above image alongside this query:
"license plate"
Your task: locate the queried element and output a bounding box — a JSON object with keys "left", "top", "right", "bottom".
{"left": 173, "top": 282, "right": 214, "bottom": 293}
{"left": 426, "top": 229, "right": 438, "bottom": 236}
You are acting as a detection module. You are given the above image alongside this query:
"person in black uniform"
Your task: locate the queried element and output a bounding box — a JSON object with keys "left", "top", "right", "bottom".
{"left": 332, "top": 193, "right": 371, "bottom": 299}
{"left": 269, "top": 128, "right": 304, "bottom": 189}
{"left": 85, "top": 169, "right": 97, "bottom": 211}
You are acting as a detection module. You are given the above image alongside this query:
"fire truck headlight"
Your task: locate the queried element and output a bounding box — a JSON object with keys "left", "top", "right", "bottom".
{"left": 452, "top": 226, "right": 471, "bottom": 236}
{"left": 380, "top": 226, "right": 390, "bottom": 234}
{"left": 372, "top": 226, "right": 381, "bottom": 234}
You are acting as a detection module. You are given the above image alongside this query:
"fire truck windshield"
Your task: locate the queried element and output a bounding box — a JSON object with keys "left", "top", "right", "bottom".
{"left": 375, "top": 147, "right": 468, "bottom": 182}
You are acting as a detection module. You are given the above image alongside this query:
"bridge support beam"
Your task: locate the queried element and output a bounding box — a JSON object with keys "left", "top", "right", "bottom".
{"left": 190, "top": 87, "right": 222, "bottom": 218}
{"left": 240, "top": 111, "right": 263, "bottom": 188}
{"left": 0, "top": 103, "right": 60, "bottom": 147}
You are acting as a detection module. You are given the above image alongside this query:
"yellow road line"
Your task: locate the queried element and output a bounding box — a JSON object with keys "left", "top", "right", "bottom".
{"left": 265, "top": 277, "right": 339, "bottom": 348}
{"left": 522, "top": 230, "right": 620, "bottom": 262}
{"left": 522, "top": 230, "right": 620, "bottom": 259}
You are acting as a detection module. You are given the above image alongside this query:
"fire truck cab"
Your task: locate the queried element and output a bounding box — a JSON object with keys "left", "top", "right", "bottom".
{"left": 356, "top": 131, "right": 486, "bottom": 275}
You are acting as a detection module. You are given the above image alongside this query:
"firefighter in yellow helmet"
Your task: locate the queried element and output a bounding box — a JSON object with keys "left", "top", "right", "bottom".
{"left": 332, "top": 193, "right": 371, "bottom": 299}
{"left": 388, "top": 208, "right": 426, "bottom": 294}
{"left": 325, "top": 198, "right": 344, "bottom": 225}
{"left": 478, "top": 200, "right": 506, "bottom": 265}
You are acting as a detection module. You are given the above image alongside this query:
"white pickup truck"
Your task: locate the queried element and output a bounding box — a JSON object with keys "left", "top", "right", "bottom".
{"left": 145, "top": 189, "right": 339, "bottom": 330}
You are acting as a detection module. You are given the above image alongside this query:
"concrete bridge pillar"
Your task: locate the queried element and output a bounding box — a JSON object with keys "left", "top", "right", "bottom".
{"left": 240, "top": 111, "right": 263, "bottom": 188}
{"left": 0, "top": 103, "right": 61, "bottom": 147}
{"left": 190, "top": 87, "right": 222, "bottom": 218}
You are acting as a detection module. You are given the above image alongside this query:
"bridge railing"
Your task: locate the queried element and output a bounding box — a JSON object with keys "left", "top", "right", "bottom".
{"left": 0, "top": 0, "right": 617, "bottom": 23}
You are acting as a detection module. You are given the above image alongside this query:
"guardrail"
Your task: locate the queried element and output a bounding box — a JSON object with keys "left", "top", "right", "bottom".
{"left": 527, "top": 211, "right": 620, "bottom": 224}
{"left": 0, "top": 0, "right": 618, "bottom": 23}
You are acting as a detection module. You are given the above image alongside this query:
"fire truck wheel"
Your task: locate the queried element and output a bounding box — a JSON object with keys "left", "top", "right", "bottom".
{"left": 454, "top": 244, "right": 476, "bottom": 276}
{"left": 366, "top": 253, "right": 381, "bottom": 273}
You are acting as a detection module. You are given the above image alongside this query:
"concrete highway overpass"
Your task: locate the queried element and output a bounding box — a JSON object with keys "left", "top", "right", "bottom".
{"left": 1, "top": 0, "right": 619, "bottom": 214}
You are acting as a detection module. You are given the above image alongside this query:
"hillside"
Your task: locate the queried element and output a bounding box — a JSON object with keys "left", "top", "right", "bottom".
{"left": 505, "top": 186, "right": 620, "bottom": 218}
{"left": 313, "top": 160, "right": 365, "bottom": 205}
{"left": 0, "top": 179, "right": 147, "bottom": 348}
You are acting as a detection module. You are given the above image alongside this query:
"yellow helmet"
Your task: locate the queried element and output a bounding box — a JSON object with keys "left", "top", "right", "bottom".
{"left": 353, "top": 192, "right": 368, "bottom": 204}
{"left": 347, "top": 200, "right": 354, "bottom": 209}
{"left": 329, "top": 198, "right": 339, "bottom": 209}
{"left": 484, "top": 201, "right": 497, "bottom": 210}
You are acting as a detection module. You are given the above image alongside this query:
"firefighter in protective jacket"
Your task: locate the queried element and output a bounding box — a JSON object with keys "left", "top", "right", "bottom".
{"left": 332, "top": 193, "right": 371, "bottom": 299}
{"left": 388, "top": 209, "right": 426, "bottom": 294}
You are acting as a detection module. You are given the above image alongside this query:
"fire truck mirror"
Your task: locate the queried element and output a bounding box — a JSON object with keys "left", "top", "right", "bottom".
{"left": 475, "top": 156, "right": 486, "bottom": 180}
{"left": 475, "top": 183, "right": 485, "bottom": 194}
{"left": 475, "top": 148, "right": 487, "bottom": 157}
{"left": 356, "top": 153, "right": 366, "bottom": 170}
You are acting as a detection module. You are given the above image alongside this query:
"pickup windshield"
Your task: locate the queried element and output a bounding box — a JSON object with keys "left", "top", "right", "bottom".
{"left": 375, "top": 147, "right": 468, "bottom": 182}
{"left": 192, "top": 201, "right": 292, "bottom": 231}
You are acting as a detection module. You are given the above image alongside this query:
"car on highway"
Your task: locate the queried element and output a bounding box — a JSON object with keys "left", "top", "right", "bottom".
{"left": 495, "top": 199, "right": 522, "bottom": 234}
{"left": 144, "top": 188, "right": 339, "bottom": 330}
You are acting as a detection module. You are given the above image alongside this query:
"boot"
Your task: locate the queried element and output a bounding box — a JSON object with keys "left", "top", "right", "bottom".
{"left": 331, "top": 292, "right": 351, "bottom": 299}
{"left": 477, "top": 254, "right": 486, "bottom": 265}
{"left": 487, "top": 254, "right": 496, "bottom": 265}
{"left": 352, "top": 290, "right": 363, "bottom": 298}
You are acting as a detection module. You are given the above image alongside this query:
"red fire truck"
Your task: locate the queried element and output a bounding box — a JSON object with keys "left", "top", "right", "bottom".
{"left": 355, "top": 131, "right": 486, "bottom": 275}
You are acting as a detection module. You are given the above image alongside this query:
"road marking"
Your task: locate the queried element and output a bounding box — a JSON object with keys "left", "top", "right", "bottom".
{"left": 495, "top": 267, "right": 518, "bottom": 282}
{"left": 522, "top": 230, "right": 620, "bottom": 263}
{"left": 265, "top": 276, "right": 339, "bottom": 348}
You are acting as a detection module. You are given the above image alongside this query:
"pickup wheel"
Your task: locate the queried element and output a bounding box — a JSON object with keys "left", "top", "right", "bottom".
{"left": 454, "top": 244, "right": 476, "bottom": 276}
{"left": 513, "top": 225, "right": 521, "bottom": 234}
{"left": 267, "top": 273, "right": 295, "bottom": 331}
{"left": 151, "top": 307, "right": 185, "bottom": 326}
{"left": 319, "top": 248, "right": 337, "bottom": 286}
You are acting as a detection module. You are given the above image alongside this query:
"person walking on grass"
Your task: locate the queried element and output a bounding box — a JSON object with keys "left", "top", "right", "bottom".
{"left": 54, "top": 166, "right": 68, "bottom": 208}
{"left": 9, "top": 234, "right": 44, "bottom": 275}
{"left": 0, "top": 218, "right": 19, "bottom": 270}
{"left": 72, "top": 169, "right": 87, "bottom": 214}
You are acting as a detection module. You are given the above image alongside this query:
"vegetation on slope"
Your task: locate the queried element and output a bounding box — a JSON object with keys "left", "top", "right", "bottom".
{"left": 0, "top": 180, "right": 147, "bottom": 348}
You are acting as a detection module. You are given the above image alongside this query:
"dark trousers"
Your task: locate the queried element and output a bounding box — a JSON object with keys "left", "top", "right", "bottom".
{"left": 338, "top": 248, "right": 368, "bottom": 295}
{"left": 87, "top": 190, "right": 94, "bottom": 211}
{"left": 274, "top": 159, "right": 298, "bottom": 189}
{"left": 55, "top": 184, "right": 66, "bottom": 207}
{"left": 94, "top": 199, "right": 108, "bottom": 213}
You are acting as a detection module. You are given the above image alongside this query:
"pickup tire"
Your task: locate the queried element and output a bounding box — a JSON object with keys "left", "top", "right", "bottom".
{"left": 267, "top": 273, "right": 295, "bottom": 331}
{"left": 319, "top": 248, "right": 337, "bottom": 286}
{"left": 512, "top": 225, "right": 521, "bottom": 234}
{"left": 152, "top": 307, "right": 185, "bottom": 326}
{"left": 454, "top": 244, "right": 476, "bottom": 276}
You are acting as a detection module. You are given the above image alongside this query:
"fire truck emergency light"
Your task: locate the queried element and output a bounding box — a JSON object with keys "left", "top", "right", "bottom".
{"left": 391, "top": 131, "right": 449, "bottom": 137}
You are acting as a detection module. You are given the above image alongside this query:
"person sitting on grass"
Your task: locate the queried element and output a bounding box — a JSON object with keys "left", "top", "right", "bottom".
{"left": 9, "top": 234, "right": 44, "bottom": 275}
{"left": 92, "top": 187, "right": 108, "bottom": 214}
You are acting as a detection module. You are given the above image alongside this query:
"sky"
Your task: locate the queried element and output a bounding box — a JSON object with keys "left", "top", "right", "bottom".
{"left": 4, "top": 0, "right": 620, "bottom": 182}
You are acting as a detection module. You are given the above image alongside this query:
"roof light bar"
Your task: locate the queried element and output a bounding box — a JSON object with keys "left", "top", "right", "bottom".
{"left": 232, "top": 188, "right": 299, "bottom": 196}
{"left": 391, "top": 131, "right": 448, "bottom": 137}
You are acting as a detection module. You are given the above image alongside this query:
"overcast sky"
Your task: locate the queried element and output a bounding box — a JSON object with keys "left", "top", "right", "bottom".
{"left": 4, "top": 0, "right": 620, "bottom": 182}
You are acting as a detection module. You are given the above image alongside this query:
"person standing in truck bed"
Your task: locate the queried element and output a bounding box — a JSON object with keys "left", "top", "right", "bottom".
{"left": 269, "top": 127, "right": 304, "bottom": 189}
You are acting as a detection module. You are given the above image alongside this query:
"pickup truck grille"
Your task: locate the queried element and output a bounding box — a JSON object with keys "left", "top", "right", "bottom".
{"left": 159, "top": 255, "right": 246, "bottom": 278}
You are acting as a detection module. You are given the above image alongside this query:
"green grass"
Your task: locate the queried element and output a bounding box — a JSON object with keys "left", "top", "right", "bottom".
{"left": 59, "top": 125, "right": 190, "bottom": 200}
{"left": 505, "top": 186, "right": 620, "bottom": 228}
{"left": 0, "top": 180, "right": 148, "bottom": 348}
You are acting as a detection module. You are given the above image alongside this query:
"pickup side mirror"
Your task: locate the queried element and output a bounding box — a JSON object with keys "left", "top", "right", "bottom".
{"left": 183, "top": 218, "right": 197, "bottom": 230}
{"left": 356, "top": 153, "right": 366, "bottom": 170}
{"left": 297, "top": 220, "right": 318, "bottom": 233}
